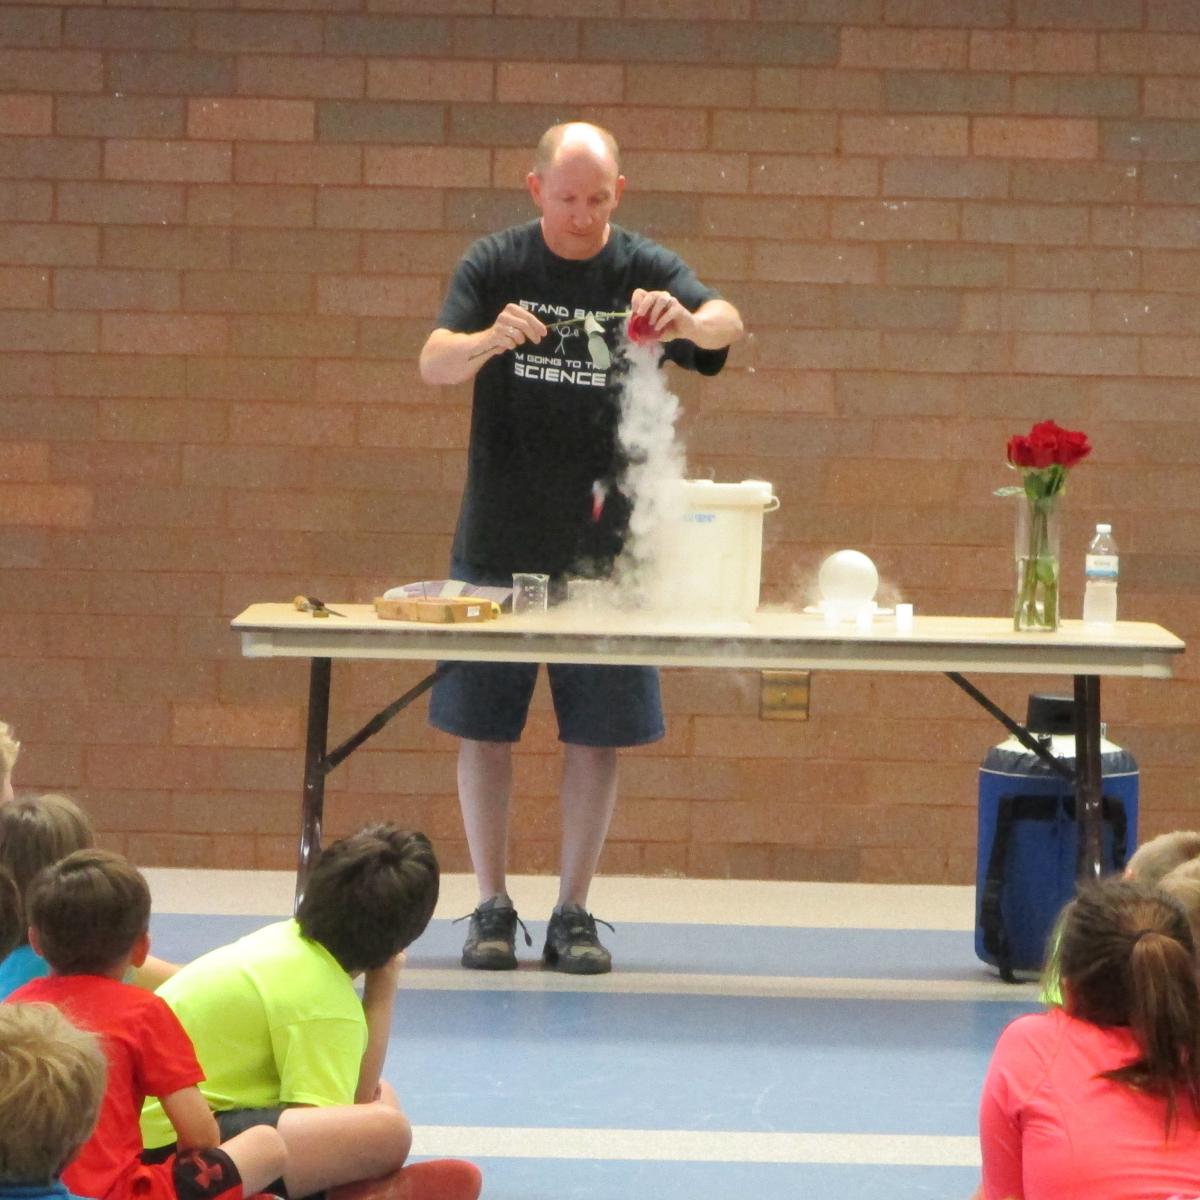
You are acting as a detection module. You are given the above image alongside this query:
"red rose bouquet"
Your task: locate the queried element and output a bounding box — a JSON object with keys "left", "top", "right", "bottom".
{"left": 998, "top": 420, "right": 1092, "bottom": 631}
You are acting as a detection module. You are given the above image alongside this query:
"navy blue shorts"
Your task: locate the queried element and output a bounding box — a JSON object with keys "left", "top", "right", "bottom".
{"left": 427, "top": 562, "right": 665, "bottom": 748}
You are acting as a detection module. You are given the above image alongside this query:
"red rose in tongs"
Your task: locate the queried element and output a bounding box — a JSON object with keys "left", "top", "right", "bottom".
{"left": 626, "top": 312, "right": 661, "bottom": 345}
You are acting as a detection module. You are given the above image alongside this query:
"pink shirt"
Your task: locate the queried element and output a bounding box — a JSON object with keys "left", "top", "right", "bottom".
{"left": 981, "top": 1006, "right": 1200, "bottom": 1200}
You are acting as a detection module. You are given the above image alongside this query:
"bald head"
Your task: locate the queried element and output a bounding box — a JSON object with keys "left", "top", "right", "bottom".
{"left": 533, "top": 122, "right": 621, "bottom": 177}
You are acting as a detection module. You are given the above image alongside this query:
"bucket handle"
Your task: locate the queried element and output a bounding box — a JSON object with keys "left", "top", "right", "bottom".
{"left": 763, "top": 494, "right": 780, "bottom": 512}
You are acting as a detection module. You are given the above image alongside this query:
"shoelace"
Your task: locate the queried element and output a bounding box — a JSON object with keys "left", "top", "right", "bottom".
{"left": 453, "top": 905, "right": 532, "bottom": 948}
{"left": 558, "top": 909, "right": 614, "bottom": 942}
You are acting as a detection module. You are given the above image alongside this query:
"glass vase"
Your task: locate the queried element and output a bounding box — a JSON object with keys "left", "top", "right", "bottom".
{"left": 1013, "top": 495, "right": 1061, "bottom": 632}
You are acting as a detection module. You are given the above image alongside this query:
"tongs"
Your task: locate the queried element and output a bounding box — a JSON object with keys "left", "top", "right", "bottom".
{"left": 468, "top": 309, "right": 633, "bottom": 362}
{"left": 545, "top": 309, "right": 630, "bottom": 330}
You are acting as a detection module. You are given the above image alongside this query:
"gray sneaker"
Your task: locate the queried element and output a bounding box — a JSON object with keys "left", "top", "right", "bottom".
{"left": 456, "top": 896, "right": 530, "bottom": 970}
{"left": 542, "top": 903, "right": 613, "bottom": 975}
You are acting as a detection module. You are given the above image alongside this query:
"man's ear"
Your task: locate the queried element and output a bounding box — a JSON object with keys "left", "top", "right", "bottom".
{"left": 612, "top": 174, "right": 625, "bottom": 209}
{"left": 527, "top": 171, "right": 543, "bottom": 209}
{"left": 28, "top": 925, "right": 43, "bottom": 956}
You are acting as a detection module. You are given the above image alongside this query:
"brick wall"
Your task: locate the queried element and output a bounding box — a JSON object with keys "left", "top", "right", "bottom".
{"left": 2, "top": 0, "right": 1198, "bottom": 884}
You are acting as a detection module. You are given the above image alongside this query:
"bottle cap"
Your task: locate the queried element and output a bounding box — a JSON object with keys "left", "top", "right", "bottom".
{"left": 1096, "top": 523, "right": 1111, "bottom": 533}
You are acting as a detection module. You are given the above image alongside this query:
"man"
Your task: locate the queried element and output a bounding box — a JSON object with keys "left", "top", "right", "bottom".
{"left": 419, "top": 121, "right": 743, "bottom": 975}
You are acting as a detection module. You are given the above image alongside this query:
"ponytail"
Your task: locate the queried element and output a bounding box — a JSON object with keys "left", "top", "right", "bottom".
{"left": 1105, "top": 929, "right": 1200, "bottom": 1130}
{"left": 1059, "top": 878, "right": 1200, "bottom": 1134}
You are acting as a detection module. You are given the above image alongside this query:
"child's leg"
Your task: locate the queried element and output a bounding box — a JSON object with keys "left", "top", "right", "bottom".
{"left": 220, "top": 1125, "right": 289, "bottom": 1197}
{"left": 275, "top": 1084, "right": 412, "bottom": 1198}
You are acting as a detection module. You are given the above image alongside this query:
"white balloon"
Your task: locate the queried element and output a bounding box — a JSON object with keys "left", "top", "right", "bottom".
{"left": 818, "top": 550, "right": 879, "bottom": 605}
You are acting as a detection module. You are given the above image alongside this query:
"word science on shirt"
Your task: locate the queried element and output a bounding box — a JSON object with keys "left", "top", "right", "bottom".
{"left": 510, "top": 301, "right": 612, "bottom": 389}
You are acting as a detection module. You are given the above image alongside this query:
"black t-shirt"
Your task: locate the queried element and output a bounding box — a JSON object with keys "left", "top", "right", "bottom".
{"left": 435, "top": 219, "right": 728, "bottom": 577}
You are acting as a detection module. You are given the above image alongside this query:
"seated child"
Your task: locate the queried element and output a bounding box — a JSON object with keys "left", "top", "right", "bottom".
{"left": 1159, "top": 857, "right": 1200, "bottom": 944}
{"left": 6, "top": 849, "right": 288, "bottom": 1200}
{"left": 0, "top": 794, "right": 177, "bottom": 999}
{"left": 1126, "top": 830, "right": 1200, "bottom": 886}
{"left": 980, "top": 878, "right": 1200, "bottom": 1200}
{"left": 1040, "top": 828, "right": 1200, "bottom": 1006}
{"left": 140, "top": 825, "right": 481, "bottom": 1200}
{"left": 0, "top": 1000, "right": 107, "bottom": 1200}
{"left": 0, "top": 721, "right": 18, "bottom": 803}
{"left": 0, "top": 795, "right": 93, "bottom": 999}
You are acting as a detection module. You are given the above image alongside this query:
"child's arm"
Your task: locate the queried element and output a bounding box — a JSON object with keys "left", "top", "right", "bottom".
{"left": 160, "top": 1085, "right": 220, "bottom": 1152}
{"left": 132, "top": 954, "right": 180, "bottom": 991}
{"left": 356, "top": 952, "right": 405, "bottom": 1104}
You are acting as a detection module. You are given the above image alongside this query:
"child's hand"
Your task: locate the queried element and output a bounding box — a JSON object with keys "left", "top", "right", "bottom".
{"left": 362, "top": 952, "right": 405, "bottom": 997}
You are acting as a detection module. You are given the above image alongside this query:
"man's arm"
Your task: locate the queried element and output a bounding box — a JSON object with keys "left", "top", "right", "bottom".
{"left": 160, "top": 1085, "right": 220, "bottom": 1152}
{"left": 419, "top": 303, "right": 548, "bottom": 386}
{"left": 630, "top": 289, "right": 743, "bottom": 350}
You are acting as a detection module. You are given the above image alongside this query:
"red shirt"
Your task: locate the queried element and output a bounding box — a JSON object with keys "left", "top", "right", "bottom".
{"left": 981, "top": 1006, "right": 1200, "bottom": 1200}
{"left": 9, "top": 975, "right": 203, "bottom": 1200}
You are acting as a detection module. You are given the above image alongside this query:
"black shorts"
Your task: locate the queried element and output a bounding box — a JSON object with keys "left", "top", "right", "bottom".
{"left": 131, "top": 1147, "right": 243, "bottom": 1200}
{"left": 142, "top": 1111, "right": 288, "bottom": 1200}
{"left": 427, "top": 561, "right": 665, "bottom": 748}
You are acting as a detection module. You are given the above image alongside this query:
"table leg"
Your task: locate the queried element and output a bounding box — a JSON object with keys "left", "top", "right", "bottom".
{"left": 297, "top": 656, "right": 331, "bottom": 907}
{"left": 1074, "top": 673, "right": 1103, "bottom": 883}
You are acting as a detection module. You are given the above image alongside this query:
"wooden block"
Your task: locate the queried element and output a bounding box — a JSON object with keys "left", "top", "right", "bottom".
{"left": 373, "top": 596, "right": 499, "bottom": 624}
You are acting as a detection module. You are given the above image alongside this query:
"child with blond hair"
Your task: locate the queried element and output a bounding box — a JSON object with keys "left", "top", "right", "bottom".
{"left": 0, "top": 721, "right": 19, "bottom": 804}
{"left": 0, "top": 1001, "right": 107, "bottom": 1200}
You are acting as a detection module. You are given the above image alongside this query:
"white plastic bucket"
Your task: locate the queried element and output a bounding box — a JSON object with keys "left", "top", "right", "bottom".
{"left": 664, "top": 479, "right": 779, "bottom": 618}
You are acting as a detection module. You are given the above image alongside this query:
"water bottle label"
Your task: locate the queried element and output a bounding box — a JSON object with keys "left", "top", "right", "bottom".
{"left": 1085, "top": 554, "right": 1119, "bottom": 579}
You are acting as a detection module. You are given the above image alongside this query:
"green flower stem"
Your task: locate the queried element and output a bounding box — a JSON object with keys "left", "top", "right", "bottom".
{"left": 1014, "top": 497, "right": 1060, "bottom": 632}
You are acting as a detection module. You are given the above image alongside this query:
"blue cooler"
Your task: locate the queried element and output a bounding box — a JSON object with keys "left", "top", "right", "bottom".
{"left": 975, "top": 693, "right": 1138, "bottom": 981}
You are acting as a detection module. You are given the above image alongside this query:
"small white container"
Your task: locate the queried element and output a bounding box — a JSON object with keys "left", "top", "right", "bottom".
{"left": 663, "top": 479, "right": 779, "bottom": 619}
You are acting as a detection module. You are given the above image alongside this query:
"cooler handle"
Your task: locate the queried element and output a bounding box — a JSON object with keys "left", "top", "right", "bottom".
{"left": 764, "top": 495, "right": 780, "bottom": 512}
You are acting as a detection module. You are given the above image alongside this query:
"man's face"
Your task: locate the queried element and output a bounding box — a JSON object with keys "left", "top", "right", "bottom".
{"left": 528, "top": 145, "right": 624, "bottom": 261}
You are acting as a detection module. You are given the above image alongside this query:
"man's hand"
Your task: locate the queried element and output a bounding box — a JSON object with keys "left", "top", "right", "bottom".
{"left": 419, "top": 305, "right": 548, "bottom": 386}
{"left": 484, "top": 303, "right": 547, "bottom": 358}
{"left": 630, "top": 288, "right": 694, "bottom": 343}
{"left": 629, "top": 290, "right": 744, "bottom": 351}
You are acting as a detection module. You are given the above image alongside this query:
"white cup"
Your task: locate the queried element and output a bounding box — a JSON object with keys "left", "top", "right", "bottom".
{"left": 512, "top": 572, "right": 549, "bottom": 617}
{"left": 895, "top": 602, "right": 914, "bottom": 633}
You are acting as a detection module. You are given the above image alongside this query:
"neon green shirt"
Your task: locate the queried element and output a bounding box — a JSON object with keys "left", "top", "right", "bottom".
{"left": 140, "top": 919, "right": 366, "bottom": 1149}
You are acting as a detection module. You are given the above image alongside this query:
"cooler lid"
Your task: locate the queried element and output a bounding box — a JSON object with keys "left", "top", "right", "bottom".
{"left": 1026, "top": 693, "right": 1075, "bottom": 734}
{"left": 680, "top": 479, "right": 777, "bottom": 508}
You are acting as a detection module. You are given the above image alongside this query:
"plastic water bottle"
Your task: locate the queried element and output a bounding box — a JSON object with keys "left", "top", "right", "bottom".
{"left": 1083, "top": 523, "right": 1119, "bottom": 626}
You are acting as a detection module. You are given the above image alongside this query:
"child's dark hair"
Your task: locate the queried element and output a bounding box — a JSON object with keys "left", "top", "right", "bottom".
{"left": 0, "top": 869, "right": 21, "bottom": 961}
{"left": 27, "top": 849, "right": 151, "bottom": 975}
{"left": 296, "top": 825, "right": 439, "bottom": 973}
{"left": 0, "top": 794, "right": 94, "bottom": 950}
{"left": 1059, "top": 877, "right": 1200, "bottom": 1132}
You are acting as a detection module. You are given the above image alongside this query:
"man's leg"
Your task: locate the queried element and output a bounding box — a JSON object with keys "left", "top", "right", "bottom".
{"left": 557, "top": 743, "right": 618, "bottom": 909}
{"left": 542, "top": 663, "right": 662, "bottom": 974}
{"left": 457, "top": 737, "right": 513, "bottom": 902}
{"left": 429, "top": 658, "right": 538, "bottom": 969}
